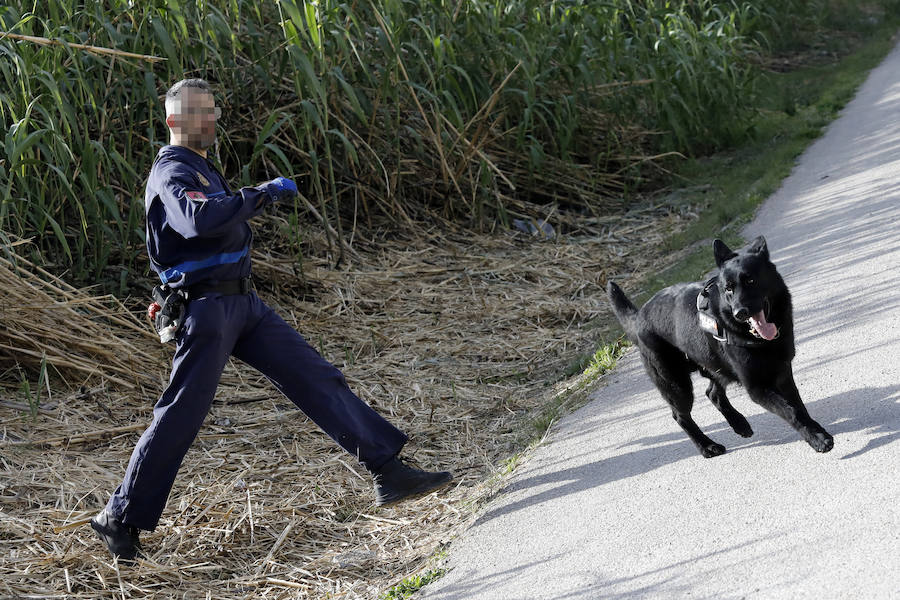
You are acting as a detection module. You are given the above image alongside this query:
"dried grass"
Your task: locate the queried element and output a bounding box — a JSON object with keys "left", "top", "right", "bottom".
{"left": 0, "top": 239, "right": 164, "bottom": 390}
{"left": 0, "top": 202, "right": 696, "bottom": 598}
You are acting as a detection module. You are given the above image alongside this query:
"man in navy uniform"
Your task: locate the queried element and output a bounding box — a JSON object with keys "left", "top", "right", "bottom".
{"left": 91, "top": 79, "right": 452, "bottom": 560}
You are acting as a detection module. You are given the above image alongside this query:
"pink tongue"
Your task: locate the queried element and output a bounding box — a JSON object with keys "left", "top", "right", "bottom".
{"left": 749, "top": 310, "right": 778, "bottom": 340}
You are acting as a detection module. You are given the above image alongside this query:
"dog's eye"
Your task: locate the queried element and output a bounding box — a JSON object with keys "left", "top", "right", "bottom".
{"left": 724, "top": 283, "right": 734, "bottom": 293}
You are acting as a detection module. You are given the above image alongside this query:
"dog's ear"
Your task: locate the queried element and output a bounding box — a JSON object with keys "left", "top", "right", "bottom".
{"left": 713, "top": 239, "right": 737, "bottom": 268}
{"left": 747, "top": 235, "right": 769, "bottom": 261}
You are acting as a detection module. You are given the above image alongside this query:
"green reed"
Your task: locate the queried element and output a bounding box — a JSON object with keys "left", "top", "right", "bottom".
{"left": 0, "top": 0, "right": 874, "bottom": 282}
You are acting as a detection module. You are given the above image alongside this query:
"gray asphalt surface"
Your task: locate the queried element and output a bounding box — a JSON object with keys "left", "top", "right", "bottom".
{"left": 419, "top": 40, "right": 900, "bottom": 600}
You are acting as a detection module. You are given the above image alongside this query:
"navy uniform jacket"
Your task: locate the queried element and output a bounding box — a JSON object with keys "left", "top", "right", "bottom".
{"left": 144, "top": 145, "right": 270, "bottom": 288}
{"left": 110, "top": 145, "right": 409, "bottom": 532}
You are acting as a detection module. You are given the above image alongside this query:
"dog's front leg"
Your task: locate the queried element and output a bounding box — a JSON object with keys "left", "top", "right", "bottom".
{"left": 746, "top": 379, "right": 834, "bottom": 453}
{"left": 777, "top": 374, "right": 834, "bottom": 452}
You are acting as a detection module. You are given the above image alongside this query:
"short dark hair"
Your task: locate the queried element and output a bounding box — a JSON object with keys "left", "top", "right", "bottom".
{"left": 166, "top": 78, "right": 212, "bottom": 100}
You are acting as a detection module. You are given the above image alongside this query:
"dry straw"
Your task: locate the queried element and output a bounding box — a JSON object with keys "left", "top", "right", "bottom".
{"left": 0, "top": 32, "right": 166, "bottom": 62}
{"left": 0, "top": 202, "right": 693, "bottom": 598}
{"left": 0, "top": 237, "right": 164, "bottom": 390}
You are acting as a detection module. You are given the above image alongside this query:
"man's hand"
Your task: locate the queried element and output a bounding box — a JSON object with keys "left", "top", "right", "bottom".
{"left": 261, "top": 176, "right": 298, "bottom": 204}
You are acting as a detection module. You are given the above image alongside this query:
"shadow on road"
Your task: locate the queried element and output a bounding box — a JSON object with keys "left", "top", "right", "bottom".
{"left": 423, "top": 555, "right": 567, "bottom": 600}
{"left": 474, "top": 383, "right": 898, "bottom": 526}
{"left": 811, "top": 384, "right": 900, "bottom": 460}
{"left": 427, "top": 534, "right": 796, "bottom": 600}
{"left": 559, "top": 534, "right": 800, "bottom": 600}
{"left": 475, "top": 436, "right": 697, "bottom": 527}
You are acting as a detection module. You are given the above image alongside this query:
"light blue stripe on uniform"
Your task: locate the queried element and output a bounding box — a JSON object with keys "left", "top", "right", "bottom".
{"left": 159, "top": 247, "right": 249, "bottom": 284}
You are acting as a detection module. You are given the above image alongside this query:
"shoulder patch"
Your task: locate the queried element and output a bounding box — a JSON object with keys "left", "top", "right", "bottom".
{"left": 197, "top": 172, "right": 211, "bottom": 187}
{"left": 185, "top": 191, "right": 207, "bottom": 202}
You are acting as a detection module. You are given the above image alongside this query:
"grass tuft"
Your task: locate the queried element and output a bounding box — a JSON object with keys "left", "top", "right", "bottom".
{"left": 380, "top": 568, "right": 447, "bottom": 600}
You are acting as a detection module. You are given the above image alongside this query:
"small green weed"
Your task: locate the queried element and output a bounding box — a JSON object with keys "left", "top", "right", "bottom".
{"left": 16, "top": 354, "right": 48, "bottom": 422}
{"left": 18, "top": 372, "right": 34, "bottom": 421}
{"left": 380, "top": 569, "right": 447, "bottom": 600}
{"left": 583, "top": 342, "right": 624, "bottom": 381}
{"left": 533, "top": 339, "right": 628, "bottom": 438}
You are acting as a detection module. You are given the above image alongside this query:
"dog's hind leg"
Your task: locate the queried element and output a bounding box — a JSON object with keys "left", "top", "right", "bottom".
{"left": 639, "top": 345, "right": 726, "bottom": 458}
{"left": 703, "top": 376, "right": 753, "bottom": 438}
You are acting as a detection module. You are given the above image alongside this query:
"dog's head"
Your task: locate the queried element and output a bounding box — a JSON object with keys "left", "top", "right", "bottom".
{"left": 713, "top": 236, "right": 784, "bottom": 340}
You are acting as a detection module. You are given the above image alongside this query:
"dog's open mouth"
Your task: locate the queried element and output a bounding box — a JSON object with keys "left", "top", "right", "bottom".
{"left": 747, "top": 299, "right": 778, "bottom": 340}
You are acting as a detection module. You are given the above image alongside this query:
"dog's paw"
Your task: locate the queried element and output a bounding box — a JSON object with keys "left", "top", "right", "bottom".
{"left": 807, "top": 431, "right": 834, "bottom": 453}
{"left": 701, "top": 443, "right": 727, "bottom": 458}
{"left": 731, "top": 417, "right": 754, "bottom": 438}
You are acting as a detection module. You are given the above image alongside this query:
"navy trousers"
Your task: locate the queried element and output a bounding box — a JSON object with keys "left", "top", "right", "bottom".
{"left": 106, "top": 291, "right": 408, "bottom": 531}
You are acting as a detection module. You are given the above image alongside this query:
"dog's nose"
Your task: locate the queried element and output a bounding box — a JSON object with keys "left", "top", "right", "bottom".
{"left": 733, "top": 307, "right": 750, "bottom": 321}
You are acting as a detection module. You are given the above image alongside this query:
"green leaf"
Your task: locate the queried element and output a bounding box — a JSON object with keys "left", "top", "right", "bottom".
{"left": 42, "top": 208, "right": 71, "bottom": 262}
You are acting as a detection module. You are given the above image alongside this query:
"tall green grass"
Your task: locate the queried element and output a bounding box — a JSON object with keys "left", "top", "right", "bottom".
{"left": 0, "top": 1, "right": 888, "bottom": 283}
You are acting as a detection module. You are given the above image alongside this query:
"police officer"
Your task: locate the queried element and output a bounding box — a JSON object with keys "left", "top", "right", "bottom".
{"left": 91, "top": 79, "right": 452, "bottom": 560}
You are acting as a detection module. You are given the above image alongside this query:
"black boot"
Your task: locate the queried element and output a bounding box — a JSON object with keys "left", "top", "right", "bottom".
{"left": 373, "top": 457, "right": 453, "bottom": 507}
{"left": 90, "top": 509, "right": 142, "bottom": 560}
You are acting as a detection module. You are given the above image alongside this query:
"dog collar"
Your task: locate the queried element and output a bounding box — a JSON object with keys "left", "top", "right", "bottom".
{"left": 696, "top": 278, "right": 770, "bottom": 348}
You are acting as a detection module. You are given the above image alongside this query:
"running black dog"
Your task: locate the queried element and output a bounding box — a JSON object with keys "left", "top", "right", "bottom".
{"left": 607, "top": 236, "right": 833, "bottom": 457}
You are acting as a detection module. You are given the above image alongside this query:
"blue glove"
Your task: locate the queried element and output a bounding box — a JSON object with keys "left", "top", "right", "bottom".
{"left": 262, "top": 176, "right": 298, "bottom": 203}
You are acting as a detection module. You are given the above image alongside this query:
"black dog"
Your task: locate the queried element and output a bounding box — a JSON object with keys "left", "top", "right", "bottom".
{"left": 607, "top": 236, "right": 833, "bottom": 457}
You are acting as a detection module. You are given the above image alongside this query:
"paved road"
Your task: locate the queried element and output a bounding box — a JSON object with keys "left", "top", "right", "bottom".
{"left": 420, "top": 41, "right": 900, "bottom": 600}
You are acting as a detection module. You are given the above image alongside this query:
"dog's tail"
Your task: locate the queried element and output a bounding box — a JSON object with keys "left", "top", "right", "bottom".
{"left": 606, "top": 281, "right": 639, "bottom": 339}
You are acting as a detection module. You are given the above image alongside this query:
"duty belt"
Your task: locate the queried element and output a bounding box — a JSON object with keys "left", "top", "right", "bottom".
{"left": 184, "top": 276, "right": 254, "bottom": 301}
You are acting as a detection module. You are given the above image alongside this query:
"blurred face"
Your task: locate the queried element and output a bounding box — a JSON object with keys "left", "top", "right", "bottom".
{"left": 166, "top": 88, "right": 220, "bottom": 151}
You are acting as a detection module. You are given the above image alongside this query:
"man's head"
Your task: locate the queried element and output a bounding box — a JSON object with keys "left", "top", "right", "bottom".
{"left": 165, "top": 78, "right": 219, "bottom": 155}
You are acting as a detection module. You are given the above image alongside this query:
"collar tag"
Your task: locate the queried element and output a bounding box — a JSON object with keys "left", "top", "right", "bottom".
{"left": 697, "top": 289, "right": 727, "bottom": 342}
{"left": 698, "top": 311, "right": 724, "bottom": 339}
